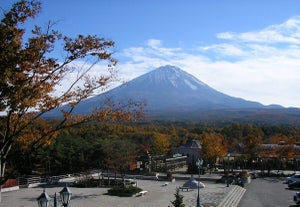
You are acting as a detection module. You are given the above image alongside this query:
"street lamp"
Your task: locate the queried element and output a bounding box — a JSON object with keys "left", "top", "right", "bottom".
{"left": 37, "top": 185, "right": 72, "bottom": 207}
{"left": 226, "top": 153, "right": 230, "bottom": 187}
{"left": 196, "top": 158, "right": 203, "bottom": 207}
{"left": 37, "top": 189, "right": 52, "bottom": 207}
{"left": 60, "top": 184, "right": 72, "bottom": 207}
{"left": 260, "top": 158, "right": 264, "bottom": 177}
{"left": 53, "top": 192, "right": 59, "bottom": 207}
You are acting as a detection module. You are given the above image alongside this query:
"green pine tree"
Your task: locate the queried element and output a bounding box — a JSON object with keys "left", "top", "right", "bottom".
{"left": 170, "top": 188, "right": 185, "bottom": 207}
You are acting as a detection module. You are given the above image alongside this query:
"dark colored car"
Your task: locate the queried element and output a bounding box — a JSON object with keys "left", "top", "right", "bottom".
{"left": 288, "top": 181, "right": 300, "bottom": 189}
{"left": 250, "top": 172, "right": 257, "bottom": 179}
{"left": 294, "top": 192, "right": 300, "bottom": 206}
{"left": 284, "top": 174, "right": 300, "bottom": 184}
{"left": 216, "top": 175, "right": 235, "bottom": 184}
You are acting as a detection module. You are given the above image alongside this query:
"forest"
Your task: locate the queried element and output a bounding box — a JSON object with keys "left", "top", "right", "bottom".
{"left": 7, "top": 121, "right": 300, "bottom": 177}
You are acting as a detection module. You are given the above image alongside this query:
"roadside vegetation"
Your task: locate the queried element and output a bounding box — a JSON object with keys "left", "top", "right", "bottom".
{"left": 7, "top": 122, "right": 300, "bottom": 176}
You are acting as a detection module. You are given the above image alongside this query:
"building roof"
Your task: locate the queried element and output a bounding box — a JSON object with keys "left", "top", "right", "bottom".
{"left": 178, "top": 139, "right": 202, "bottom": 150}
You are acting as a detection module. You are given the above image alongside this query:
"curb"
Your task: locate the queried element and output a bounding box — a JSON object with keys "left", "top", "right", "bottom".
{"left": 218, "top": 185, "right": 246, "bottom": 207}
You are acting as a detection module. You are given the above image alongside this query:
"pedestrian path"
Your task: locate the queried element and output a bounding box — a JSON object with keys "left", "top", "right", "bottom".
{"left": 218, "top": 185, "right": 246, "bottom": 207}
{"left": 0, "top": 173, "right": 247, "bottom": 207}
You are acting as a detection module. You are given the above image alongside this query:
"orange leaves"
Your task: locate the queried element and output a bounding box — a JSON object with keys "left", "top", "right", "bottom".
{"left": 63, "top": 35, "right": 116, "bottom": 64}
{"left": 0, "top": 0, "right": 143, "bottom": 183}
{"left": 1, "top": 1, "right": 118, "bottom": 117}
{"left": 267, "top": 135, "right": 297, "bottom": 159}
{"left": 269, "top": 134, "right": 295, "bottom": 145}
{"left": 201, "top": 132, "right": 228, "bottom": 162}
{"left": 2, "top": 1, "right": 41, "bottom": 26}
{"left": 14, "top": 117, "right": 58, "bottom": 151}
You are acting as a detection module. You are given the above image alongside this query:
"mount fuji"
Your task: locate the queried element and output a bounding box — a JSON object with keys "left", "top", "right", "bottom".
{"left": 46, "top": 65, "right": 300, "bottom": 124}
{"left": 111, "top": 65, "right": 266, "bottom": 111}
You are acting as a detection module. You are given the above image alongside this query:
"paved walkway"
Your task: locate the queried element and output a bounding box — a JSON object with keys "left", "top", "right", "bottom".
{"left": 0, "top": 179, "right": 234, "bottom": 207}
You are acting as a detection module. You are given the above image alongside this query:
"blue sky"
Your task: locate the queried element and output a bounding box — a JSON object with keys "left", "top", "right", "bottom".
{"left": 2, "top": 0, "right": 300, "bottom": 107}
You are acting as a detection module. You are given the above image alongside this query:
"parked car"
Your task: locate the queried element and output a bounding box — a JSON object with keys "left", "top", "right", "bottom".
{"left": 288, "top": 181, "right": 300, "bottom": 189}
{"left": 294, "top": 192, "right": 300, "bottom": 206}
{"left": 216, "top": 175, "right": 235, "bottom": 184}
{"left": 250, "top": 172, "right": 257, "bottom": 179}
{"left": 284, "top": 174, "right": 300, "bottom": 184}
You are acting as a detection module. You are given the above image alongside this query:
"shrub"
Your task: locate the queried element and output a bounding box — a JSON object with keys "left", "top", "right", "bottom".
{"left": 107, "top": 185, "right": 142, "bottom": 197}
{"left": 73, "top": 176, "right": 98, "bottom": 188}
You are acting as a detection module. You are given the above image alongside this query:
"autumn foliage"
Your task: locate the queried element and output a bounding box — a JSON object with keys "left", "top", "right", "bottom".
{"left": 200, "top": 132, "right": 228, "bottom": 164}
{"left": 0, "top": 0, "right": 142, "bottom": 184}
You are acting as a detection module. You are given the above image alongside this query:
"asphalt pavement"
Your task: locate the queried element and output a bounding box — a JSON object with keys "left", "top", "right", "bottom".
{"left": 240, "top": 177, "right": 296, "bottom": 207}
{"left": 0, "top": 177, "right": 233, "bottom": 207}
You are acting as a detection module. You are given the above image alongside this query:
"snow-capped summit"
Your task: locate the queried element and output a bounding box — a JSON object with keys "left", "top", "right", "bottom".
{"left": 138, "top": 65, "right": 207, "bottom": 90}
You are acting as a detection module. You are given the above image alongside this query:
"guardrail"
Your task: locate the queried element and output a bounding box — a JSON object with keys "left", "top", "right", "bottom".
{"left": 16, "top": 171, "right": 167, "bottom": 189}
{"left": 17, "top": 173, "right": 86, "bottom": 188}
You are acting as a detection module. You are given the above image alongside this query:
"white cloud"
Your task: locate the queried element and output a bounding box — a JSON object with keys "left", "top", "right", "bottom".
{"left": 146, "top": 39, "right": 162, "bottom": 48}
{"left": 53, "top": 60, "right": 117, "bottom": 97}
{"left": 200, "top": 44, "right": 247, "bottom": 57}
{"left": 117, "top": 16, "right": 300, "bottom": 108}
{"left": 217, "top": 16, "right": 300, "bottom": 44}
{"left": 216, "top": 32, "right": 234, "bottom": 40}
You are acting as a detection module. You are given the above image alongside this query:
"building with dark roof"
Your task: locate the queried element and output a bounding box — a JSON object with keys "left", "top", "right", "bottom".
{"left": 174, "top": 139, "right": 202, "bottom": 164}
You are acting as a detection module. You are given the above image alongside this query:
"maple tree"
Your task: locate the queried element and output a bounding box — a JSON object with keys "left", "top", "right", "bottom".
{"left": 0, "top": 0, "right": 142, "bottom": 185}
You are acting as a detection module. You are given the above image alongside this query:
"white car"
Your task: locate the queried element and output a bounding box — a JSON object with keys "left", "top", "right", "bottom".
{"left": 284, "top": 174, "right": 300, "bottom": 184}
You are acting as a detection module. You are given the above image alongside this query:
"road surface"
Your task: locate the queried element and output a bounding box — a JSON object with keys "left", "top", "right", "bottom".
{"left": 240, "top": 177, "right": 297, "bottom": 207}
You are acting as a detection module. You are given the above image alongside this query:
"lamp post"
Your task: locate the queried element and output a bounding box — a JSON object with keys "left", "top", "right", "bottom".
{"left": 37, "top": 189, "right": 52, "bottom": 207}
{"left": 196, "top": 158, "right": 203, "bottom": 207}
{"left": 60, "top": 184, "right": 72, "bottom": 207}
{"left": 37, "top": 185, "right": 72, "bottom": 207}
{"left": 260, "top": 158, "right": 264, "bottom": 177}
{"left": 226, "top": 153, "right": 230, "bottom": 187}
{"left": 53, "top": 192, "right": 59, "bottom": 207}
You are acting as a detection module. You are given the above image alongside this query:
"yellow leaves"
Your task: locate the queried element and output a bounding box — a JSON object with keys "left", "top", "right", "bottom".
{"left": 152, "top": 133, "right": 170, "bottom": 155}
{"left": 201, "top": 132, "right": 228, "bottom": 161}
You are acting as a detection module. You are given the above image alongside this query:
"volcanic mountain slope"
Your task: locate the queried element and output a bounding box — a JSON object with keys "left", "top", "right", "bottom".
{"left": 46, "top": 65, "right": 300, "bottom": 124}
{"left": 75, "top": 65, "right": 267, "bottom": 113}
